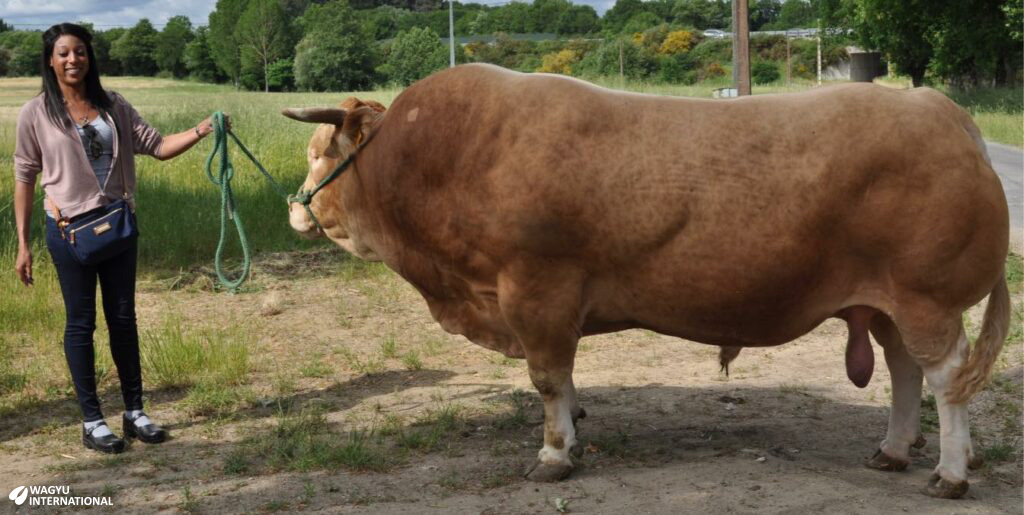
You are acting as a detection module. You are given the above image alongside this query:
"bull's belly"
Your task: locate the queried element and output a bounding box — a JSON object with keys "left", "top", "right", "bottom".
{"left": 582, "top": 300, "right": 833, "bottom": 348}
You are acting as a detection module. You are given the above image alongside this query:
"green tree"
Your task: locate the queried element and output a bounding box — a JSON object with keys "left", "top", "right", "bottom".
{"left": 556, "top": 5, "right": 600, "bottom": 35}
{"left": 209, "top": 0, "right": 249, "bottom": 87}
{"left": 768, "top": 0, "right": 817, "bottom": 29}
{"left": 853, "top": 0, "right": 934, "bottom": 86}
{"left": 531, "top": 0, "right": 572, "bottom": 33}
{"left": 1005, "top": 0, "right": 1023, "bottom": 42}
{"left": 184, "top": 26, "right": 224, "bottom": 82}
{"left": 0, "top": 19, "right": 13, "bottom": 33}
{"left": 1, "top": 31, "right": 44, "bottom": 76}
{"left": 927, "top": 0, "right": 1020, "bottom": 87}
{"left": 360, "top": 6, "right": 404, "bottom": 40}
{"left": 0, "top": 48, "right": 10, "bottom": 76}
{"left": 382, "top": 26, "right": 447, "bottom": 85}
{"left": 94, "top": 28, "right": 123, "bottom": 75}
{"left": 750, "top": 0, "right": 782, "bottom": 30}
{"left": 603, "top": 0, "right": 646, "bottom": 33}
{"left": 266, "top": 58, "right": 294, "bottom": 90}
{"left": 671, "top": 0, "right": 731, "bottom": 29}
{"left": 490, "top": 2, "right": 532, "bottom": 33}
{"left": 111, "top": 18, "right": 159, "bottom": 75}
{"left": 622, "top": 12, "right": 663, "bottom": 35}
{"left": 236, "top": 0, "right": 292, "bottom": 91}
{"left": 154, "top": 15, "right": 194, "bottom": 77}
{"left": 294, "top": 0, "right": 378, "bottom": 91}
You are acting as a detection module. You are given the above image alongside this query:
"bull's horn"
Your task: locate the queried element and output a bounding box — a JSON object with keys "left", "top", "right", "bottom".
{"left": 281, "top": 107, "right": 347, "bottom": 125}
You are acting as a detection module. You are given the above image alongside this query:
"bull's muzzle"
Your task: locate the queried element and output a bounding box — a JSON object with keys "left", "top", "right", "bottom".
{"left": 288, "top": 201, "right": 321, "bottom": 239}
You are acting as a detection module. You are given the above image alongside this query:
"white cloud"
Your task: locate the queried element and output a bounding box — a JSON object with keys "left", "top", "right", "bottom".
{"left": 0, "top": 0, "right": 218, "bottom": 28}
{"left": 1, "top": 0, "right": 616, "bottom": 29}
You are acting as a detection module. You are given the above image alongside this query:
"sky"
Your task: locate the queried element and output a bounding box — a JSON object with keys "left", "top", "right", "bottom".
{"left": 0, "top": 0, "right": 616, "bottom": 30}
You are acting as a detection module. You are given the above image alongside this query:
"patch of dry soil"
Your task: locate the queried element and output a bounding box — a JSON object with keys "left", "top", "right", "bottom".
{"left": 1, "top": 250, "right": 1021, "bottom": 514}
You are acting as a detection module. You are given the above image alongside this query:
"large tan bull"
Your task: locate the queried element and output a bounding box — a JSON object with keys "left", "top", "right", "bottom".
{"left": 282, "top": 64, "right": 1009, "bottom": 498}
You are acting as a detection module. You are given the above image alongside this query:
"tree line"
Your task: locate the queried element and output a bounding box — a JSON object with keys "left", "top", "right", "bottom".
{"left": 0, "top": 0, "right": 1018, "bottom": 90}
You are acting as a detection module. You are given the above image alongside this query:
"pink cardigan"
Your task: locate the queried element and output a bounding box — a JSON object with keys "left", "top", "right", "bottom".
{"left": 14, "top": 92, "right": 164, "bottom": 219}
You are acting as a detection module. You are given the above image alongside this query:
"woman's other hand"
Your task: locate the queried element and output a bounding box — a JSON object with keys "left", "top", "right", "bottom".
{"left": 197, "top": 113, "right": 231, "bottom": 138}
{"left": 15, "top": 247, "right": 33, "bottom": 286}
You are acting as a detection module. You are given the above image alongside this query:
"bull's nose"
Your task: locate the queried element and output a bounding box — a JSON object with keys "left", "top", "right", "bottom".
{"left": 289, "top": 203, "right": 320, "bottom": 238}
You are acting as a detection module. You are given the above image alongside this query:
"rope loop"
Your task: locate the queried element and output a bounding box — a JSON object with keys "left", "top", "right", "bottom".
{"left": 205, "top": 111, "right": 253, "bottom": 292}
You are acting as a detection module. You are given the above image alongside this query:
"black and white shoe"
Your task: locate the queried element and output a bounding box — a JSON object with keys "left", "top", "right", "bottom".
{"left": 123, "top": 412, "right": 168, "bottom": 444}
{"left": 82, "top": 423, "right": 126, "bottom": 454}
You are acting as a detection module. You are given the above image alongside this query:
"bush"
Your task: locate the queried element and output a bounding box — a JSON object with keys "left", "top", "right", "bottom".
{"left": 294, "top": 33, "right": 377, "bottom": 91}
{"left": 576, "top": 38, "right": 658, "bottom": 79}
{"left": 752, "top": 60, "right": 781, "bottom": 84}
{"left": 267, "top": 59, "right": 294, "bottom": 91}
{"left": 381, "top": 27, "right": 447, "bottom": 86}
{"left": 751, "top": 35, "right": 787, "bottom": 61}
{"left": 658, "top": 53, "right": 698, "bottom": 84}
{"left": 700, "top": 61, "right": 727, "bottom": 80}
{"left": 538, "top": 49, "right": 581, "bottom": 75}
{"left": 467, "top": 34, "right": 542, "bottom": 72}
{"left": 659, "top": 29, "right": 695, "bottom": 55}
{"left": 690, "top": 38, "right": 732, "bottom": 64}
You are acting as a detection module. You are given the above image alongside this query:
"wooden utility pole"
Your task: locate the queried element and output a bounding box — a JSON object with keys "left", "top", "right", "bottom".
{"left": 731, "top": 0, "right": 751, "bottom": 96}
{"left": 448, "top": 0, "right": 455, "bottom": 67}
{"left": 619, "top": 40, "right": 624, "bottom": 81}
{"left": 785, "top": 31, "right": 791, "bottom": 86}
{"left": 816, "top": 19, "right": 822, "bottom": 85}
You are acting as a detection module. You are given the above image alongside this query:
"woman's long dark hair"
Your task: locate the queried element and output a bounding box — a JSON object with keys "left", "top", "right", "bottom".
{"left": 40, "top": 23, "right": 112, "bottom": 130}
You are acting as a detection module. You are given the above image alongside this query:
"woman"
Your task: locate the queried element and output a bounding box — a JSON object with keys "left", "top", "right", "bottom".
{"left": 13, "top": 23, "right": 228, "bottom": 454}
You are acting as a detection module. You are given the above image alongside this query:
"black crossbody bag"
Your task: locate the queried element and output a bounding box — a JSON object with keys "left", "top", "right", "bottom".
{"left": 50, "top": 122, "right": 139, "bottom": 266}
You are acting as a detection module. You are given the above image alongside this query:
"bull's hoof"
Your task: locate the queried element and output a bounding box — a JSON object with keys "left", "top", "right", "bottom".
{"left": 923, "top": 473, "right": 968, "bottom": 499}
{"left": 524, "top": 461, "right": 574, "bottom": 482}
{"left": 912, "top": 435, "right": 927, "bottom": 449}
{"left": 967, "top": 455, "right": 984, "bottom": 470}
{"left": 572, "top": 407, "right": 587, "bottom": 424}
{"left": 865, "top": 449, "right": 909, "bottom": 472}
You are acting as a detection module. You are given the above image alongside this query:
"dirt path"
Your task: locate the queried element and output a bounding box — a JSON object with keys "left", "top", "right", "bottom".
{"left": 1, "top": 250, "right": 1021, "bottom": 514}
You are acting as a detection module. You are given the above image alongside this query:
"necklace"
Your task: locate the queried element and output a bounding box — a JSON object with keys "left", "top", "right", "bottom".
{"left": 64, "top": 97, "right": 91, "bottom": 126}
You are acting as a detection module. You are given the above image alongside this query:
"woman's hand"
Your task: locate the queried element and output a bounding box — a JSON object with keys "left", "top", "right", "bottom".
{"left": 15, "top": 246, "right": 32, "bottom": 286}
{"left": 158, "top": 113, "right": 233, "bottom": 160}
{"left": 196, "top": 113, "right": 231, "bottom": 138}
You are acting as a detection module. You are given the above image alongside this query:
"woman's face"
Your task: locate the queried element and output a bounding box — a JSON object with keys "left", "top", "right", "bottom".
{"left": 50, "top": 35, "right": 89, "bottom": 88}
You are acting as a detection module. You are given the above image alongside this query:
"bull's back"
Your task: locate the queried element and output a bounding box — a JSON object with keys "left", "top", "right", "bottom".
{"left": 371, "top": 65, "right": 1008, "bottom": 346}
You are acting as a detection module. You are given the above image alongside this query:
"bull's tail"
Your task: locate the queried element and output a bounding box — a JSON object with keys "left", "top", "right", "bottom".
{"left": 948, "top": 273, "right": 1011, "bottom": 403}
{"left": 719, "top": 346, "right": 742, "bottom": 375}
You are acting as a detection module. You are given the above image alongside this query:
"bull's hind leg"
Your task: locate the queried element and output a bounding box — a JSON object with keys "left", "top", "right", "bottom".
{"left": 498, "top": 266, "right": 585, "bottom": 482}
{"left": 866, "top": 314, "right": 924, "bottom": 472}
{"left": 903, "top": 319, "right": 974, "bottom": 499}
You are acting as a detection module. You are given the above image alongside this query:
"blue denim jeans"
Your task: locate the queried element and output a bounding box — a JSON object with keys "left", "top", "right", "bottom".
{"left": 45, "top": 217, "right": 142, "bottom": 422}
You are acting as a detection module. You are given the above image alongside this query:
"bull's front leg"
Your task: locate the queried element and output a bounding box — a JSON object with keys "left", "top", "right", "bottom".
{"left": 497, "top": 265, "right": 586, "bottom": 482}
{"left": 524, "top": 353, "right": 580, "bottom": 481}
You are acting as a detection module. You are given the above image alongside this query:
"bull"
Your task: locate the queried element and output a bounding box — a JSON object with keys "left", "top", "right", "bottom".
{"left": 281, "top": 64, "right": 1009, "bottom": 498}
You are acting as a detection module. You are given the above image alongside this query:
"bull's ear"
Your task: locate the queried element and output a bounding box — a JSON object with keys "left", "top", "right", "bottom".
{"left": 281, "top": 107, "right": 348, "bottom": 126}
{"left": 341, "top": 106, "right": 379, "bottom": 145}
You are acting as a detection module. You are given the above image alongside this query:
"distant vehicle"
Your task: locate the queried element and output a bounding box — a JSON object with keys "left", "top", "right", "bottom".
{"left": 702, "top": 29, "right": 728, "bottom": 38}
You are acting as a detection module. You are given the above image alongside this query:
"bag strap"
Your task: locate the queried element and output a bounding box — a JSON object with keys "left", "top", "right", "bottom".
{"left": 99, "top": 110, "right": 130, "bottom": 201}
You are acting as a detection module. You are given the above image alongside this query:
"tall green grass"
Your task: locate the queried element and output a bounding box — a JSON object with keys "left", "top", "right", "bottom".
{"left": 946, "top": 86, "right": 1024, "bottom": 148}
{"left": 140, "top": 316, "right": 251, "bottom": 389}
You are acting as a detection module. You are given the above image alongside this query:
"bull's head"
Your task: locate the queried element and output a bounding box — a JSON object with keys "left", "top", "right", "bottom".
{"left": 282, "top": 98, "right": 386, "bottom": 260}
